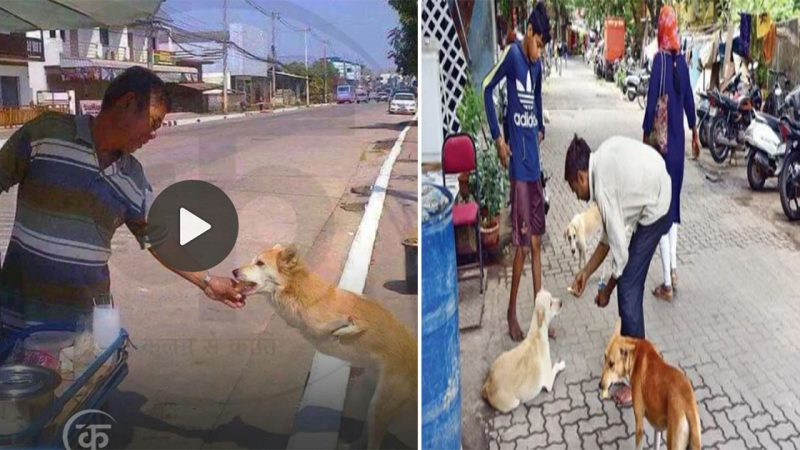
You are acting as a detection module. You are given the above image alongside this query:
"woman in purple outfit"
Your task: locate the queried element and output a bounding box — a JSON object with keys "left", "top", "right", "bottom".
{"left": 642, "top": 5, "right": 701, "bottom": 301}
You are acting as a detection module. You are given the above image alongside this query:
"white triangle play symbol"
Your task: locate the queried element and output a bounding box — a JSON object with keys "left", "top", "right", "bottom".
{"left": 180, "top": 207, "right": 212, "bottom": 246}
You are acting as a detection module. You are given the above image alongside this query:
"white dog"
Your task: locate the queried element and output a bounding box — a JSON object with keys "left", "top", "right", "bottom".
{"left": 481, "top": 290, "right": 565, "bottom": 413}
{"left": 564, "top": 202, "right": 602, "bottom": 270}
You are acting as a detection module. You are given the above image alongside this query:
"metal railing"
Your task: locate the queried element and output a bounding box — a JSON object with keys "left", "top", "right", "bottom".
{"left": 0, "top": 34, "right": 43, "bottom": 61}
{"left": 62, "top": 42, "right": 152, "bottom": 64}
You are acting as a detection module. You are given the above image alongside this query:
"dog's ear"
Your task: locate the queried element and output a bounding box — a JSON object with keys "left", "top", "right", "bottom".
{"left": 619, "top": 339, "right": 636, "bottom": 363}
{"left": 536, "top": 307, "right": 545, "bottom": 329}
{"left": 278, "top": 244, "right": 299, "bottom": 272}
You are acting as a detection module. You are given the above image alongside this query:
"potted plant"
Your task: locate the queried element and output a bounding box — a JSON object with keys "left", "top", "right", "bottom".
{"left": 456, "top": 84, "right": 510, "bottom": 251}
{"left": 472, "top": 141, "right": 509, "bottom": 250}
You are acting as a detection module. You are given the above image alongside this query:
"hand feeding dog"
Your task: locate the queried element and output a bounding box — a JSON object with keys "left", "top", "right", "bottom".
{"left": 564, "top": 202, "right": 602, "bottom": 271}
{"left": 233, "top": 244, "right": 417, "bottom": 449}
{"left": 481, "top": 290, "right": 565, "bottom": 413}
{"left": 600, "top": 321, "right": 701, "bottom": 450}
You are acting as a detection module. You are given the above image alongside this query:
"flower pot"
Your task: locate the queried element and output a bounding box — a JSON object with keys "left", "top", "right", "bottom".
{"left": 480, "top": 217, "right": 500, "bottom": 251}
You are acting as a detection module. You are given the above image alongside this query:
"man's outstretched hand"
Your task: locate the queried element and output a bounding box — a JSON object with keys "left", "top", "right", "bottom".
{"left": 570, "top": 270, "right": 588, "bottom": 297}
{"left": 204, "top": 276, "right": 246, "bottom": 309}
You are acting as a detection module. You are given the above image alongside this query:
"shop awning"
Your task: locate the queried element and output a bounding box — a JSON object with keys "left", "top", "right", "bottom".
{"left": 0, "top": 0, "right": 163, "bottom": 32}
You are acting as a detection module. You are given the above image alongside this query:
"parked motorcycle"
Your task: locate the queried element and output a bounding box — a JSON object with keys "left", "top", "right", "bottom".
{"left": 696, "top": 92, "right": 714, "bottom": 148}
{"left": 708, "top": 74, "right": 761, "bottom": 164}
{"left": 778, "top": 115, "right": 800, "bottom": 220}
{"left": 624, "top": 64, "right": 650, "bottom": 109}
{"left": 745, "top": 111, "right": 784, "bottom": 190}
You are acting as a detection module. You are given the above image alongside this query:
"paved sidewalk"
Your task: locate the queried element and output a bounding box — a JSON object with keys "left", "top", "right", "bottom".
{"left": 461, "top": 57, "right": 800, "bottom": 449}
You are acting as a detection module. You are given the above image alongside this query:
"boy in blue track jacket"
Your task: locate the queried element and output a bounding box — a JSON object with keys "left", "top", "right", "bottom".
{"left": 483, "top": 2, "right": 550, "bottom": 341}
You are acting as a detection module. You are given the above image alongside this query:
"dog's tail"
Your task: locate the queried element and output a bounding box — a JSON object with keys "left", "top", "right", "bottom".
{"left": 687, "top": 403, "right": 702, "bottom": 450}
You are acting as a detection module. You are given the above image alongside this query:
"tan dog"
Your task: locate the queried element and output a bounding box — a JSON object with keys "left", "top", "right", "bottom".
{"left": 564, "top": 202, "right": 602, "bottom": 270}
{"left": 481, "top": 290, "right": 565, "bottom": 413}
{"left": 600, "top": 322, "right": 701, "bottom": 450}
{"left": 233, "top": 244, "right": 417, "bottom": 449}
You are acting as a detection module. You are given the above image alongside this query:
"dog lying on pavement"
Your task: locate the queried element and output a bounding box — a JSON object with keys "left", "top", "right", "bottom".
{"left": 233, "top": 244, "right": 417, "bottom": 449}
{"left": 600, "top": 321, "right": 701, "bottom": 450}
{"left": 481, "top": 290, "right": 565, "bottom": 413}
{"left": 564, "top": 202, "right": 601, "bottom": 270}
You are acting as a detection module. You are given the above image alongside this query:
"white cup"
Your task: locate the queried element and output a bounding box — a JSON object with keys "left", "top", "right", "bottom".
{"left": 92, "top": 305, "right": 120, "bottom": 350}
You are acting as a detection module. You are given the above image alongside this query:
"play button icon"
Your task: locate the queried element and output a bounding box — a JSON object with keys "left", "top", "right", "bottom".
{"left": 180, "top": 208, "right": 212, "bottom": 246}
{"left": 147, "top": 180, "right": 239, "bottom": 272}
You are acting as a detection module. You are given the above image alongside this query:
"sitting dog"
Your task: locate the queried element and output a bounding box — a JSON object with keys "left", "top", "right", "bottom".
{"left": 600, "top": 322, "right": 701, "bottom": 450}
{"left": 481, "top": 290, "right": 565, "bottom": 413}
{"left": 233, "top": 244, "right": 417, "bottom": 449}
{"left": 564, "top": 202, "right": 602, "bottom": 270}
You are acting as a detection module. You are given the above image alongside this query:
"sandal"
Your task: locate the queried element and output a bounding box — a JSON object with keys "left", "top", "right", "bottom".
{"left": 652, "top": 284, "right": 673, "bottom": 301}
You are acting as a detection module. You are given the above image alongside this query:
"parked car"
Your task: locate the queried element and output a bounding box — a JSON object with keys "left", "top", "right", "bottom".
{"left": 389, "top": 92, "right": 416, "bottom": 115}
{"left": 378, "top": 91, "right": 390, "bottom": 102}
{"left": 355, "top": 89, "right": 368, "bottom": 103}
{"left": 336, "top": 84, "right": 355, "bottom": 104}
{"left": 368, "top": 91, "right": 379, "bottom": 102}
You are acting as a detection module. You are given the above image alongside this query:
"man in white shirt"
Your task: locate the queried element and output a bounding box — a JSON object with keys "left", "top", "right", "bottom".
{"left": 565, "top": 135, "right": 672, "bottom": 403}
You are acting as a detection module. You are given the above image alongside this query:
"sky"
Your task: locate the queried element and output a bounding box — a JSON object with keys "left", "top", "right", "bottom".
{"left": 159, "top": 0, "right": 401, "bottom": 72}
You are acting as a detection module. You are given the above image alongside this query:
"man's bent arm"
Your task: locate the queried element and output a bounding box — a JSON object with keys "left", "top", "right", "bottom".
{"left": 483, "top": 45, "right": 513, "bottom": 141}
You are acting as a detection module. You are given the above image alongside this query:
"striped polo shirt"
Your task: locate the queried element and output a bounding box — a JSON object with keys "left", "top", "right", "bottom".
{"left": 0, "top": 111, "right": 153, "bottom": 329}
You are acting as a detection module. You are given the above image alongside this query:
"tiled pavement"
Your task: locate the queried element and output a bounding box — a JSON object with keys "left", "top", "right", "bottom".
{"left": 460, "top": 58, "right": 800, "bottom": 449}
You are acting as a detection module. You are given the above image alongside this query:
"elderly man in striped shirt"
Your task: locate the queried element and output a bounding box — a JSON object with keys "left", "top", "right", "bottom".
{"left": 0, "top": 66, "right": 243, "bottom": 333}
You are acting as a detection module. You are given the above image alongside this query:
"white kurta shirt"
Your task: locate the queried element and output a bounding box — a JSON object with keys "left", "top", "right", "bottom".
{"left": 588, "top": 136, "right": 672, "bottom": 278}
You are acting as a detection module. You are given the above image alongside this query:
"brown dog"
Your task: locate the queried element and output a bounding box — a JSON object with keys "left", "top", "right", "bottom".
{"left": 600, "top": 322, "right": 701, "bottom": 450}
{"left": 233, "top": 244, "right": 417, "bottom": 449}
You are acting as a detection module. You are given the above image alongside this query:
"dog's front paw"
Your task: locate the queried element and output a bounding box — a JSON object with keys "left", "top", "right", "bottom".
{"left": 555, "top": 360, "right": 566, "bottom": 372}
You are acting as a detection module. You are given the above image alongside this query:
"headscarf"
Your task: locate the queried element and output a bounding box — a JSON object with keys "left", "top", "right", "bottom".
{"left": 658, "top": 5, "right": 680, "bottom": 53}
{"left": 527, "top": 1, "right": 551, "bottom": 44}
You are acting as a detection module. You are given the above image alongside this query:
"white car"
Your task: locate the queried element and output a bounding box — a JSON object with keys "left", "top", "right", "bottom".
{"left": 356, "top": 89, "right": 368, "bottom": 103}
{"left": 389, "top": 92, "right": 416, "bottom": 114}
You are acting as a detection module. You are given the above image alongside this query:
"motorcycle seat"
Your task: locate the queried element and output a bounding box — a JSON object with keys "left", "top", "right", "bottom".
{"left": 754, "top": 112, "right": 781, "bottom": 132}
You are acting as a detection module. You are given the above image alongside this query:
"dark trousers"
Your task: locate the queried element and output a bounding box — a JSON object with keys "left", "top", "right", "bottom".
{"left": 617, "top": 212, "right": 673, "bottom": 338}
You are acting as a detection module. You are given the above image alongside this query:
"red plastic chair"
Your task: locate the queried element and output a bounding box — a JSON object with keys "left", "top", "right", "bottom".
{"left": 442, "top": 133, "right": 484, "bottom": 293}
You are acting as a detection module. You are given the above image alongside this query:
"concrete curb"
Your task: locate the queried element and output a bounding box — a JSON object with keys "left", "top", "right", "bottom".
{"left": 0, "top": 104, "right": 337, "bottom": 146}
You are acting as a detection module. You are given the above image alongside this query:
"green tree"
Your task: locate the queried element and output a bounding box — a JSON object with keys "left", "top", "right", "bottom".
{"left": 388, "top": 0, "right": 417, "bottom": 76}
{"left": 285, "top": 59, "right": 338, "bottom": 103}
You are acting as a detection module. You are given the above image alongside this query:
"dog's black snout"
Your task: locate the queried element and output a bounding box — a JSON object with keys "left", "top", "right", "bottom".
{"left": 232, "top": 268, "right": 240, "bottom": 278}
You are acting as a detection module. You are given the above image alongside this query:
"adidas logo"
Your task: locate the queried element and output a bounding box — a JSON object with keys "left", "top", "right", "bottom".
{"left": 515, "top": 72, "right": 535, "bottom": 111}
{"left": 513, "top": 111, "right": 539, "bottom": 128}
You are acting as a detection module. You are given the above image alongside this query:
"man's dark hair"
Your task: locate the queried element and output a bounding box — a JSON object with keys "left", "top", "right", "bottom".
{"left": 564, "top": 134, "right": 591, "bottom": 182}
{"left": 101, "top": 66, "right": 169, "bottom": 112}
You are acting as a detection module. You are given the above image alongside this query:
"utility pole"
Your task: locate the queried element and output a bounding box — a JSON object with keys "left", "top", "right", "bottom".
{"left": 323, "top": 40, "right": 328, "bottom": 104}
{"left": 271, "top": 12, "right": 277, "bottom": 104}
{"left": 304, "top": 28, "right": 310, "bottom": 106}
{"left": 222, "top": 0, "right": 228, "bottom": 114}
{"left": 147, "top": 21, "right": 154, "bottom": 70}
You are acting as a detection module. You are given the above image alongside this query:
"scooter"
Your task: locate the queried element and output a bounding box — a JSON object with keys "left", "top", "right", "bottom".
{"left": 623, "top": 64, "right": 650, "bottom": 108}
{"left": 745, "top": 111, "right": 784, "bottom": 190}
